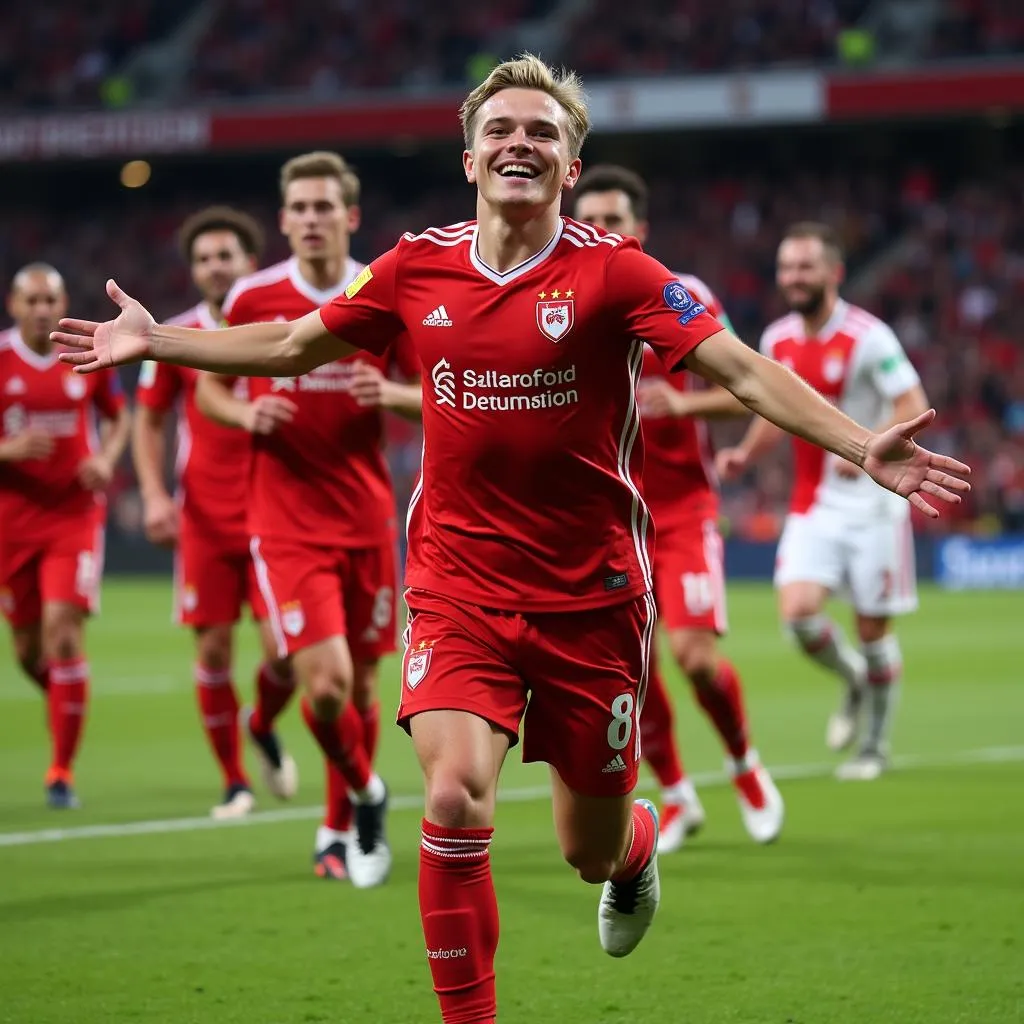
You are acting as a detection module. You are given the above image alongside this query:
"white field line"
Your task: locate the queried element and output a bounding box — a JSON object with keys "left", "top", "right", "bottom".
{"left": 1, "top": 744, "right": 1021, "bottom": 850}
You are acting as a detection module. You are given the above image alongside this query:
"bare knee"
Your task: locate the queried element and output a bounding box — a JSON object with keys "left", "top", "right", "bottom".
{"left": 43, "top": 607, "right": 83, "bottom": 662}
{"left": 13, "top": 629, "right": 42, "bottom": 677}
{"left": 195, "top": 626, "right": 232, "bottom": 673}
{"left": 779, "top": 583, "right": 828, "bottom": 625}
{"left": 351, "top": 661, "right": 379, "bottom": 712}
{"left": 856, "top": 615, "right": 890, "bottom": 644}
{"left": 295, "top": 641, "right": 353, "bottom": 718}
{"left": 424, "top": 766, "right": 494, "bottom": 829}
{"left": 669, "top": 630, "right": 718, "bottom": 688}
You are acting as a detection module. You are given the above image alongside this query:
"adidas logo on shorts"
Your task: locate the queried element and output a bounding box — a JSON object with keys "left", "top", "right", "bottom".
{"left": 602, "top": 754, "right": 628, "bottom": 774}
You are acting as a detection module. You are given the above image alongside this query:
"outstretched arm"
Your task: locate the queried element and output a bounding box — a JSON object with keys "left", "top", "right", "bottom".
{"left": 685, "top": 329, "right": 970, "bottom": 517}
{"left": 54, "top": 280, "right": 354, "bottom": 377}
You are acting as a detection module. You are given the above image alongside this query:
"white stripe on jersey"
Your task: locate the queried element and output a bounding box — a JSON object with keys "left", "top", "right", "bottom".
{"left": 616, "top": 340, "right": 654, "bottom": 593}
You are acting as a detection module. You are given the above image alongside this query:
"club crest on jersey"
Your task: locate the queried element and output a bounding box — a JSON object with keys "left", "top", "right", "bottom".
{"left": 281, "top": 601, "right": 305, "bottom": 637}
{"left": 63, "top": 373, "right": 87, "bottom": 400}
{"left": 823, "top": 352, "right": 846, "bottom": 383}
{"left": 537, "top": 300, "right": 574, "bottom": 342}
{"left": 405, "top": 639, "right": 434, "bottom": 690}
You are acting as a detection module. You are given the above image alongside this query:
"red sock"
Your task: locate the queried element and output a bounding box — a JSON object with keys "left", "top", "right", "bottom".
{"left": 324, "top": 762, "right": 353, "bottom": 833}
{"left": 419, "top": 820, "right": 498, "bottom": 1024}
{"left": 250, "top": 661, "right": 295, "bottom": 735}
{"left": 641, "top": 664, "right": 686, "bottom": 788}
{"left": 693, "top": 658, "right": 749, "bottom": 761}
{"left": 195, "top": 665, "right": 248, "bottom": 788}
{"left": 611, "top": 802, "right": 656, "bottom": 883}
{"left": 359, "top": 702, "right": 381, "bottom": 765}
{"left": 46, "top": 658, "right": 89, "bottom": 782}
{"left": 300, "top": 697, "right": 371, "bottom": 792}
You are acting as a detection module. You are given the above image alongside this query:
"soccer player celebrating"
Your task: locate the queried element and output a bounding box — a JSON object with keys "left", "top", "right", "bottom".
{"left": 194, "top": 152, "right": 420, "bottom": 883}
{"left": 573, "top": 165, "right": 783, "bottom": 849}
{"left": 0, "top": 264, "right": 129, "bottom": 809}
{"left": 132, "top": 206, "right": 299, "bottom": 819}
{"left": 711, "top": 223, "right": 932, "bottom": 780}
{"left": 54, "top": 57, "right": 970, "bottom": 1023}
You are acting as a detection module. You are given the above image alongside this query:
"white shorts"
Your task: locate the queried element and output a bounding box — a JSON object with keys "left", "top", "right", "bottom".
{"left": 774, "top": 507, "right": 918, "bottom": 617}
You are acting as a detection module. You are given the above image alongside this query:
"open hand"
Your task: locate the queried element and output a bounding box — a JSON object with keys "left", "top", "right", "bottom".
{"left": 53, "top": 279, "right": 155, "bottom": 373}
{"left": 862, "top": 409, "right": 971, "bottom": 518}
{"left": 638, "top": 379, "right": 691, "bottom": 419}
{"left": 348, "top": 361, "right": 397, "bottom": 409}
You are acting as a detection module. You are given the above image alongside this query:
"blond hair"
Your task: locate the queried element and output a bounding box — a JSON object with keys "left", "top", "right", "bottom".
{"left": 459, "top": 53, "right": 590, "bottom": 159}
{"left": 279, "top": 151, "right": 360, "bottom": 206}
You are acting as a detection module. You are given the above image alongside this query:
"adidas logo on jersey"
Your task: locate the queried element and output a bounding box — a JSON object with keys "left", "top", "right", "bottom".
{"left": 4, "top": 376, "right": 25, "bottom": 395}
{"left": 423, "top": 305, "right": 453, "bottom": 327}
{"left": 602, "top": 754, "right": 628, "bottom": 774}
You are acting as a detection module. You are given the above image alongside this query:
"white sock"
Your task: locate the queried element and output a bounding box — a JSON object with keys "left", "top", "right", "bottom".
{"left": 315, "top": 825, "right": 348, "bottom": 854}
{"left": 352, "top": 772, "right": 386, "bottom": 806}
{"left": 790, "top": 615, "right": 865, "bottom": 688}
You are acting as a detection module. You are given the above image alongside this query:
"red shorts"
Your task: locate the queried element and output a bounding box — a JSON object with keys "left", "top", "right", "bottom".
{"left": 398, "top": 588, "right": 656, "bottom": 797}
{"left": 652, "top": 518, "right": 728, "bottom": 634}
{"left": 251, "top": 535, "right": 397, "bottom": 661}
{"left": 174, "top": 530, "right": 266, "bottom": 629}
{"left": 0, "top": 520, "right": 105, "bottom": 629}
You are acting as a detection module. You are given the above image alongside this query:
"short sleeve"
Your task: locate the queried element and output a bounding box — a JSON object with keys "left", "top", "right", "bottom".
{"left": 222, "top": 285, "right": 253, "bottom": 328}
{"left": 864, "top": 322, "right": 920, "bottom": 398}
{"left": 605, "top": 241, "right": 724, "bottom": 373}
{"left": 94, "top": 368, "right": 126, "bottom": 418}
{"left": 319, "top": 244, "right": 406, "bottom": 358}
{"left": 135, "top": 360, "right": 182, "bottom": 411}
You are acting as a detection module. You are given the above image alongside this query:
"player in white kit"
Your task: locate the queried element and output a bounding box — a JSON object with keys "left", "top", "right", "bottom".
{"left": 686, "top": 223, "right": 928, "bottom": 780}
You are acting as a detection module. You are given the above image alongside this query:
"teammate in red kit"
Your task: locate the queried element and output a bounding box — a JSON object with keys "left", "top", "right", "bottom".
{"left": 132, "top": 207, "right": 299, "bottom": 819}
{"left": 55, "top": 56, "right": 970, "bottom": 1024}
{"left": 573, "top": 165, "right": 783, "bottom": 850}
{"left": 195, "top": 152, "right": 421, "bottom": 884}
{"left": 0, "top": 264, "right": 130, "bottom": 809}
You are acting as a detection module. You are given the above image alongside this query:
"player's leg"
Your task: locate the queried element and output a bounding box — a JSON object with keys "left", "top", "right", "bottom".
{"left": 640, "top": 662, "right": 703, "bottom": 851}
{"left": 194, "top": 623, "right": 255, "bottom": 818}
{"left": 244, "top": 617, "right": 299, "bottom": 800}
{"left": 400, "top": 589, "right": 526, "bottom": 1024}
{"left": 177, "top": 541, "right": 254, "bottom": 816}
{"left": 37, "top": 523, "right": 102, "bottom": 809}
{"left": 11, "top": 623, "right": 48, "bottom": 692}
{"left": 523, "top": 594, "right": 660, "bottom": 958}
{"left": 669, "top": 627, "right": 783, "bottom": 844}
{"left": 39, "top": 600, "right": 89, "bottom": 809}
{"left": 838, "top": 517, "right": 917, "bottom": 781}
{"left": 775, "top": 513, "right": 866, "bottom": 749}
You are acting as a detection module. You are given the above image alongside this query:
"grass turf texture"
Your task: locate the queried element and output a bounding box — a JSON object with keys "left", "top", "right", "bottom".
{"left": 0, "top": 580, "right": 1021, "bottom": 1023}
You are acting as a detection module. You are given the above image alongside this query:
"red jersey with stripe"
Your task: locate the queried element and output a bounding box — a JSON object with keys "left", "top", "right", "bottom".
{"left": 640, "top": 273, "right": 727, "bottom": 531}
{"left": 0, "top": 328, "right": 125, "bottom": 542}
{"left": 760, "top": 299, "right": 921, "bottom": 518}
{"left": 223, "top": 257, "right": 416, "bottom": 547}
{"left": 318, "top": 217, "right": 723, "bottom": 612}
{"left": 135, "top": 302, "right": 251, "bottom": 546}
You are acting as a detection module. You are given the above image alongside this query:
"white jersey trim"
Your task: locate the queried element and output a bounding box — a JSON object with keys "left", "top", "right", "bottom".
{"left": 9, "top": 329, "right": 58, "bottom": 370}
{"left": 468, "top": 220, "right": 564, "bottom": 286}
{"left": 617, "top": 340, "right": 654, "bottom": 593}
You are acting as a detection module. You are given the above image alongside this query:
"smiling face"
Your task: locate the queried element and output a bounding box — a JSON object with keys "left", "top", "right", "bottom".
{"left": 463, "top": 87, "right": 581, "bottom": 215}
{"left": 280, "top": 176, "right": 359, "bottom": 263}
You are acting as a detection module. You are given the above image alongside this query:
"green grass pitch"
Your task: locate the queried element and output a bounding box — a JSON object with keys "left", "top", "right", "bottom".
{"left": 0, "top": 579, "right": 1021, "bottom": 1023}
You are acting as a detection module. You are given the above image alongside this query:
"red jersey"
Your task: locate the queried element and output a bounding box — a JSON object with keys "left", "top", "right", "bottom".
{"left": 640, "top": 273, "right": 727, "bottom": 531}
{"left": 0, "top": 328, "right": 125, "bottom": 543}
{"left": 319, "top": 217, "right": 723, "bottom": 612}
{"left": 136, "top": 302, "right": 251, "bottom": 546}
{"left": 223, "top": 257, "right": 415, "bottom": 547}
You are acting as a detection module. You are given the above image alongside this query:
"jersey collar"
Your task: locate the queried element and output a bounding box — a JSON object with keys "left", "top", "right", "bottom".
{"left": 10, "top": 329, "right": 59, "bottom": 370}
{"left": 286, "top": 257, "right": 361, "bottom": 305}
{"left": 469, "top": 219, "right": 564, "bottom": 287}
{"left": 804, "top": 298, "right": 849, "bottom": 341}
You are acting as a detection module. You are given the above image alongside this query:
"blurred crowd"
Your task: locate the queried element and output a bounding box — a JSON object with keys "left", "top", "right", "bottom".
{"left": 2, "top": 160, "right": 1020, "bottom": 538}
{"left": 3, "top": 0, "right": 1023, "bottom": 111}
